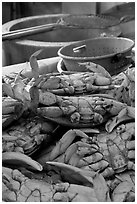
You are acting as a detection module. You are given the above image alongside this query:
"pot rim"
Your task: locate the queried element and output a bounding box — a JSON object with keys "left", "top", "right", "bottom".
{"left": 58, "top": 37, "right": 135, "bottom": 61}
{"left": 2, "top": 14, "right": 121, "bottom": 44}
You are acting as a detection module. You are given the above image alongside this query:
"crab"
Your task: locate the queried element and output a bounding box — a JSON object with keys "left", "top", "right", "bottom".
{"left": 2, "top": 55, "right": 116, "bottom": 98}
{"left": 28, "top": 49, "right": 117, "bottom": 96}
{"left": 28, "top": 70, "right": 115, "bottom": 95}
{"left": 33, "top": 90, "right": 134, "bottom": 128}
{"left": 2, "top": 164, "right": 111, "bottom": 202}
{"left": 108, "top": 171, "right": 135, "bottom": 202}
{"left": 105, "top": 67, "right": 135, "bottom": 107}
{"left": 2, "top": 115, "right": 58, "bottom": 156}
{"left": 36, "top": 122, "right": 135, "bottom": 178}
{"left": 2, "top": 96, "right": 24, "bottom": 129}
{"left": 3, "top": 49, "right": 134, "bottom": 128}
{"left": 3, "top": 71, "right": 134, "bottom": 128}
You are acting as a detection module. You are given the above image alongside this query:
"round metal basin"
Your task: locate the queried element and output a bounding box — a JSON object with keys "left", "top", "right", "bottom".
{"left": 2, "top": 14, "right": 121, "bottom": 66}
{"left": 58, "top": 37, "right": 134, "bottom": 75}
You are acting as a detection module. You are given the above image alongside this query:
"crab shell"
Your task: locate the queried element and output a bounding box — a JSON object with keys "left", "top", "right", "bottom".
{"left": 30, "top": 70, "right": 114, "bottom": 96}
{"left": 36, "top": 91, "right": 129, "bottom": 127}
{"left": 2, "top": 167, "right": 99, "bottom": 202}
{"left": 2, "top": 96, "right": 25, "bottom": 129}
{"left": 109, "top": 171, "right": 135, "bottom": 202}
{"left": 105, "top": 67, "right": 135, "bottom": 107}
{"left": 2, "top": 116, "right": 57, "bottom": 156}
{"left": 80, "top": 122, "right": 135, "bottom": 177}
{"left": 37, "top": 122, "right": 135, "bottom": 178}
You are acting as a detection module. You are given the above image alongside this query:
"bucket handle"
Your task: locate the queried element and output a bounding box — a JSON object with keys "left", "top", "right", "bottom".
{"left": 73, "top": 45, "right": 87, "bottom": 53}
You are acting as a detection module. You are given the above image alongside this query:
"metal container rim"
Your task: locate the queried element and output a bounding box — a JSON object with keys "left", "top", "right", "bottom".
{"left": 58, "top": 37, "right": 135, "bottom": 61}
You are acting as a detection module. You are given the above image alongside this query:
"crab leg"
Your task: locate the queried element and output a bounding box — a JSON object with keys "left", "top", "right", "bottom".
{"left": 105, "top": 106, "right": 135, "bottom": 133}
{"left": 37, "top": 129, "right": 89, "bottom": 164}
{"left": 78, "top": 61, "right": 111, "bottom": 78}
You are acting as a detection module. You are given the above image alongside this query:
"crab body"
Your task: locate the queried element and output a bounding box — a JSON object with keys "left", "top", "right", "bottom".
{"left": 88, "top": 122, "right": 135, "bottom": 177}
{"left": 2, "top": 96, "right": 25, "bottom": 129}
{"left": 109, "top": 171, "right": 135, "bottom": 202}
{"left": 2, "top": 167, "right": 99, "bottom": 202}
{"left": 36, "top": 91, "right": 129, "bottom": 127}
{"left": 2, "top": 116, "right": 57, "bottom": 156}
{"left": 105, "top": 67, "right": 135, "bottom": 107}
{"left": 37, "top": 122, "right": 135, "bottom": 178}
{"left": 30, "top": 70, "right": 114, "bottom": 95}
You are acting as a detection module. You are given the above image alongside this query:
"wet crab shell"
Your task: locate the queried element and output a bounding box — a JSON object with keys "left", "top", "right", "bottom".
{"left": 82, "top": 122, "right": 135, "bottom": 176}
{"left": 2, "top": 167, "right": 99, "bottom": 202}
{"left": 109, "top": 171, "right": 135, "bottom": 202}
{"left": 36, "top": 122, "right": 135, "bottom": 178}
{"left": 2, "top": 96, "right": 25, "bottom": 129}
{"left": 36, "top": 93, "right": 128, "bottom": 128}
{"left": 32, "top": 71, "right": 113, "bottom": 95}
{"left": 2, "top": 116, "right": 57, "bottom": 156}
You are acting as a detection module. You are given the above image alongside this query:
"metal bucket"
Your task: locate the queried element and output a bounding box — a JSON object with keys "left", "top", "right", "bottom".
{"left": 2, "top": 14, "right": 121, "bottom": 66}
{"left": 58, "top": 37, "right": 134, "bottom": 76}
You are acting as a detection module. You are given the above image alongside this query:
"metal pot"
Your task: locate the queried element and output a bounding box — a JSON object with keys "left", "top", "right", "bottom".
{"left": 3, "top": 14, "right": 121, "bottom": 66}
{"left": 58, "top": 37, "right": 134, "bottom": 76}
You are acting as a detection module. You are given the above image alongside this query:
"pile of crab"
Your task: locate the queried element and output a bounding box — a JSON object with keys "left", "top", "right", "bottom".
{"left": 2, "top": 50, "right": 135, "bottom": 202}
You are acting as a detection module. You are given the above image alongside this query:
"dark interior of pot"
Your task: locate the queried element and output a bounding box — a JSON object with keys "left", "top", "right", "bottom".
{"left": 9, "top": 14, "right": 121, "bottom": 42}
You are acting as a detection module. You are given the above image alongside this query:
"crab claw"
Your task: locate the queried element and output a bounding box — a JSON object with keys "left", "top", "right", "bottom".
{"left": 105, "top": 106, "right": 135, "bottom": 133}
{"left": 3, "top": 72, "right": 31, "bottom": 103}
{"left": 46, "top": 161, "right": 95, "bottom": 187}
{"left": 37, "top": 129, "right": 89, "bottom": 164}
{"left": 29, "top": 49, "right": 43, "bottom": 80}
{"left": 2, "top": 152, "right": 43, "bottom": 171}
{"left": 78, "top": 62, "right": 111, "bottom": 78}
{"left": 93, "top": 173, "right": 111, "bottom": 202}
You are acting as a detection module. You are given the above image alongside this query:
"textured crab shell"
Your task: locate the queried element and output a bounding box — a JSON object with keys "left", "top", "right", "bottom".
{"left": 105, "top": 67, "right": 135, "bottom": 107}
{"left": 2, "top": 116, "right": 56, "bottom": 156}
{"left": 33, "top": 71, "right": 112, "bottom": 95}
{"left": 58, "top": 95, "right": 127, "bottom": 124}
{"left": 37, "top": 122, "right": 135, "bottom": 178}
{"left": 2, "top": 167, "right": 98, "bottom": 202}
{"left": 110, "top": 171, "right": 135, "bottom": 202}
{"left": 83, "top": 122, "right": 135, "bottom": 175}
{"left": 2, "top": 96, "right": 25, "bottom": 129}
